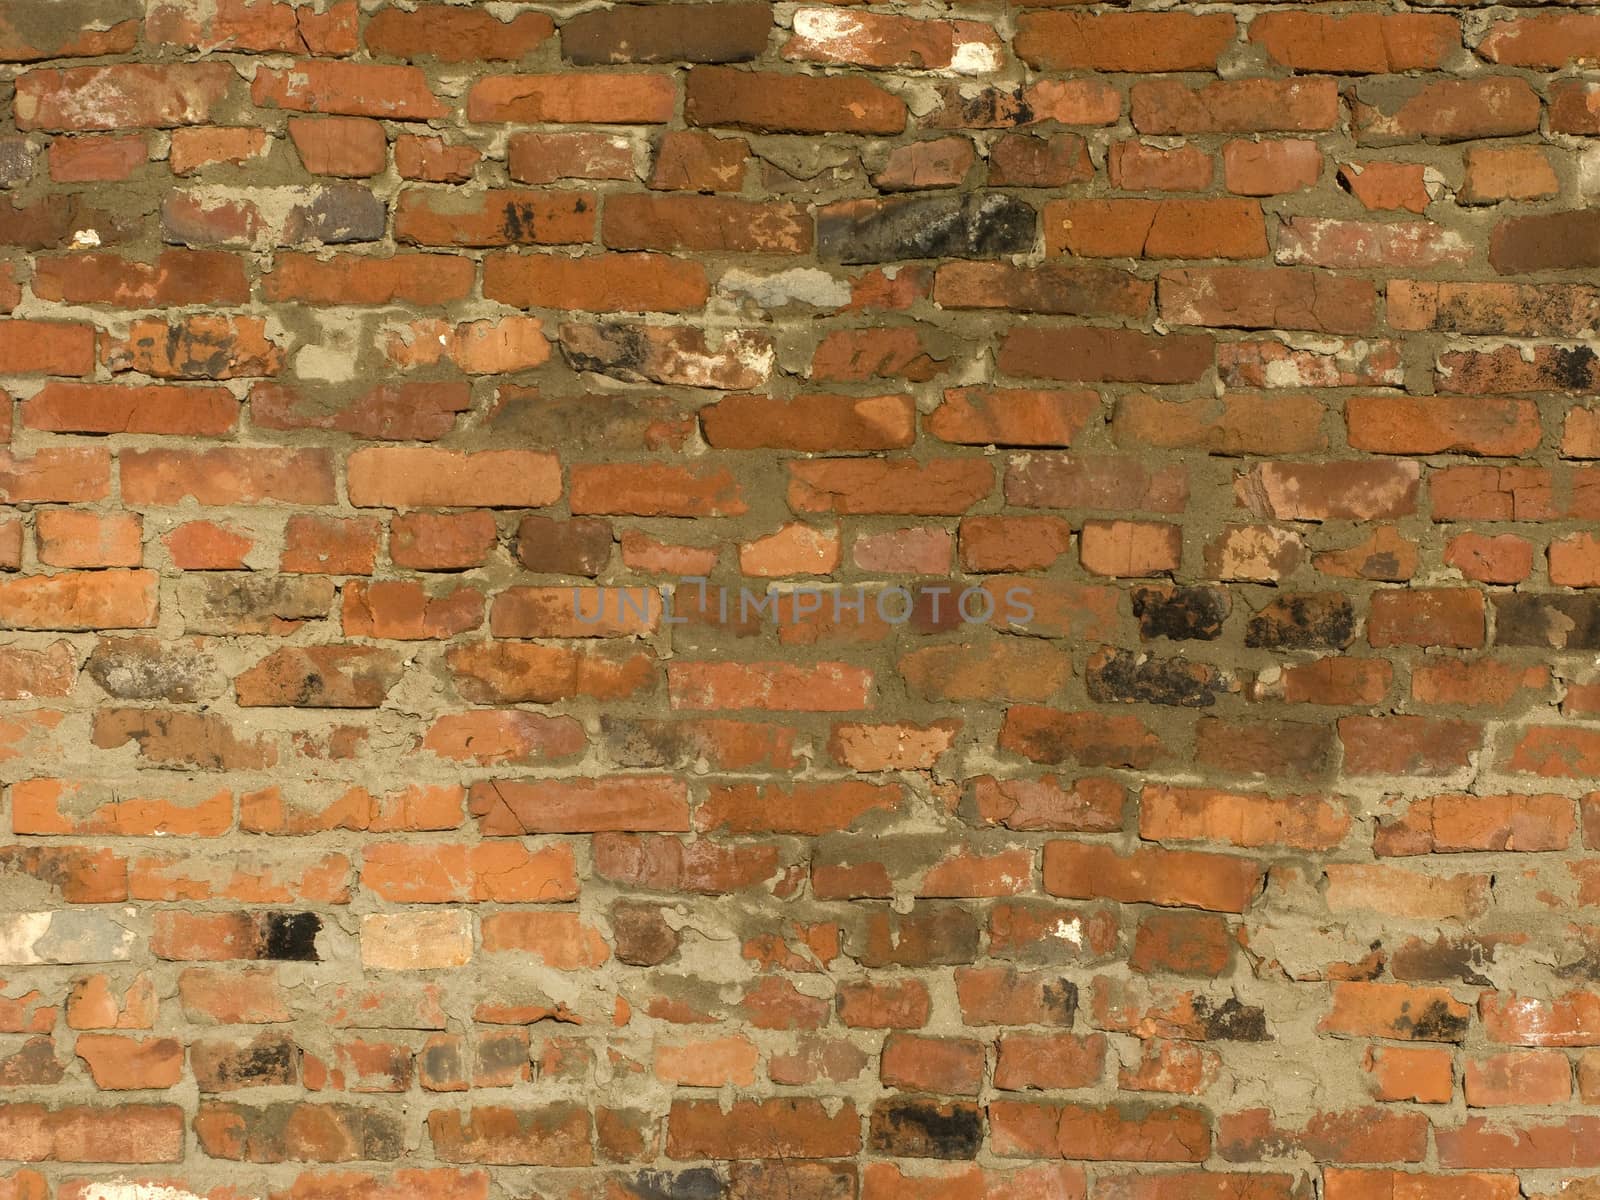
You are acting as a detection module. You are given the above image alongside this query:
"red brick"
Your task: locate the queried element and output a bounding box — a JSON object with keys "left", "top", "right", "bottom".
{"left": 1319, "top": 982, "right": 1471, "bottom": 1042}
{"left": 939, "top": 390, "right": 1102, "bottom": 449}
{"left": 1437, "top": 1117, "right": 1600, "bottom": 1169}
{"left": 992, "top": 1100, "right": 1210, "bottom": 1162}
{"left": 280, "top": 515, "right": 379, "bottom": 576}
{"left": 1461, "top": 146, "right": 1558, "bottom": 204}
{"left": 785, "top": 10, "right": 998, "bottom": 70}
{"left": 1480, "top": 991, "right": 1600, "bottom": 1047}
{"left": 935, "top": 263, "right": 1151, "bottom": 318}
{"left": 1339, "top": 716, "right": 1482, "bottom": 777}
{"left": 1133, "top": 79, "right": 1340, "bottom": 134}
{"left": 1379, "top": 792, "right": 1573, "bottom": 855}
{"left": 838, "top": 979, "right": 930, "bottom": 1029}
{"left": 1115, "top": 393, "right": 1325, "bottom": 455}
{"left": 348, "top": 449, "right": 559, "bottom": 510}
{"left": 468, "top": 74, "right": 676, "bottom": 124}
{"left": 0, "top": 448, "right": 110, "bottom": 503}
{"left": 995, "top": 1033, "right": 1105, "bottom": 1091}
{"left": 1046, "top": 198, "right": 1267, "bottom": 260}
{"left": 1001, "top": 706, "right": 1163, "bottom": 770}
{"left": 1100, "top": 1174, "right": 1300, "bottom": 1200}
{"left": 394, "top": 189, "right": 594, "bottom": 248}
{"left": 17, "top": 64, "right": 233, "bottom": 130}
{"left": 1549, "top": 533, "right": 1600, "bottom": 587}
{"left": 1441, "top": 534, "right": 1529, "bottom": 585}
{"left": 6, "top": 4, "right": 1598, "bottom": 1186}
{"left": 253, "top": 61, "right": 445, "bottom": 119}
{"left": 0, "top": 571, "right": 158, "bottom": 631}
{"left": 1140, "top": 785, "right": 1348, "bottom": 850}
{"left": 49, "top": 134, "right": 146, "bottom": 182}
{"left": 169, "top": 127, "right": 268, "bottom": 174}
{"left": 23, "top": 383, "right": 238, "bottom": 436}
{"left": 1044, "top": 842, "right": 1262, "bottom": 913}
{"left": 880, "top": 1033, "right": 984, "bottom": 1095}
{"left": 1553, "top": 81, "right": 1600, "bottom": 135}
{"left": 1324, "top": 1172, "right": 1517, "bottom": 1200}
{"left": 145, "top": 0, "right": 356, "bottom": 54}
{"left": 36, "top": 512, "right": 142, "bottom": 569}
{"left": 1278, "top": 217, "right": 1470, "bottom": 269}
{"left": 1017, "top": 12, "right": 1233, "bottom": 71}
{"left": 667, "top": 1098, "right": 858, "bottom": 1160}
{"left": 1347, "top": 394, "right": 1539, "bottom": 456}
{"left": 1465, "top": 1050, "right": 1571, "bottom": 1107}
{"left": 1367, "top": 589, "right": 1485, "bottom": 649}
{"left": 1220, "top": 1108, "right": 1427, "bottom": 1165}
{"left": 397, "top": 134, "right": 480, "bottom": 183}
{"left": 564, "top": 2, "right": 771, "bottom": 65}
{"left": 264, "top": 253, "right": 474, "bottom": 306}
{"left": 686, "top": 66, "right": 905, "bottom": 134}
{"left": 0, "top": 1103, "right": 184, "bottom": 1161}
{"left": 1341, "top": 161, "right": 1430, "bottom": 213}
{"left": 1251, "top": 13, "right": 1459, "bottom": 72}
{"left": 1353, "top": 78, "right": 1540, "bottom": 144}
{"left": 873, "top": 137, "right": 977, "bottom": 190}
{"left": 289, "top": 117, "right": 387, "bottom": 177}
{"left": 705, "top": 781, "right": 901, "bottom": 838}
{"left": 486, "top": 253, "right": 693, "bottom": 314}
{"left": 1001, "top": 328, "right": 1213, "bottom": 385}
{"left": 365, "top": 6, "right": 553, "bottom": 61}
{"left": 1160, "top": 267, "right": 1373, "bottom": 334}
{"left": 121, "top": 448, "right": 335, "bottom": 506}
{"left": 649, "top": 130, "right": 746, "bottom": 192}
{"left": 1, "top": 4, "right": 136, "bottom": 60}
{"left": 1222, "top": 139, "right": 1323, "bottom": 195}
{"left": 789, "top": 458, "right": 992, "bottom": 516}
{"left": 1107, "top": 141, "right": 1213, "bottom": 192}
{"left": 0, "top": 320, "right": 95, "bottom": 375}
{"left": 1237, "top": 461, "right": 1419, "bottom": 521}
{"left": 1477, "top": 14, "right": 1600, "bottom": 67}
{"left": 1363, "top": 1045, "right": 1453, "bottom": 1104}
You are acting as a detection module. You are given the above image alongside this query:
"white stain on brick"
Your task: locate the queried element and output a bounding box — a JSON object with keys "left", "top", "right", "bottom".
{"left": 83, "top": 1183, "right": 213, "bottom": 1200}
{"left": 791, "top": 8, "right": 863, "bottom": 50}
{"left": 719, "top": 267, "right": 850, "bottom": 309}
{"left": 951, "top": 40, "right": 999, "bottom": 74}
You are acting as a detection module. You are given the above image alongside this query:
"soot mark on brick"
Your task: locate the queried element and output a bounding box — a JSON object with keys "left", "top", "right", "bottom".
{"left": 1043, "top": 978, "right": 1079, "bottom": 1024}
{"left": 258, "top": 911, "right": 321, "bottom": 961}
{"left": 1087, "top": 648, "right": 1234, "bottom": 707}
{"left": 1245, "top": 594, "right": 1356, "bottom": 650}
{"left": 559, "top": 322, "right": 652, "bottom": 379}
{"left": 502, "top": 200, "right": 541, "bottom": 243}
{"left": 1133, "top": 585, "right": 1230, "bottom": 641}
{"left": 1196, "top": 997, "right": 1269, "bottom": 1042}
{"left": 1390, "top": 934, "right": 1500, "bottom": 986}
{"left": 818, "top": 193, "right": 1036, "bottom": 264}
{"left": 1493, "top": 593, "right": 1600, "bottom": 650}
{"left": 1402, "top": 998, "right": 1470, "bottom": 1042}
{"left": 1551, "top": 345, "right": 1598, "bottom": 391}
{"left": 623, "top": 1168, "right": 724, "bottom": 1200}
{"left": 198, "top": 1035, "right": 298, "bottom": 1090}
{"left": 869, "top": 1099, "right": 984, "bottom": 1159}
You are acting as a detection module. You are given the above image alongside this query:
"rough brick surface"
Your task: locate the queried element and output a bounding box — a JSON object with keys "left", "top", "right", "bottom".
{"left": 0, "top": 2, "right": 1593, "bottom": 1197}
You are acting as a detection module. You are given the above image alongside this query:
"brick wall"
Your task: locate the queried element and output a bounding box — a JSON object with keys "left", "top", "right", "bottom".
{"left": 1, "top": 0, "right": 1598, "bottom": 1196}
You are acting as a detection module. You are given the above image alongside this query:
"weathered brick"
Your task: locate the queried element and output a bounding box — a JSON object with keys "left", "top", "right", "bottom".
{"left": 1016, "top": 12, "right": 1236, "bottom": 72}
{"left": 687, "top": 66, "right": 905, "bottom": 134}
{"left": 18, "top": 64, "right": 233, "bottom": 130}
{"left": 253, "top": 61, "right": 445, "bottom": 119}
{"left": 1251, "top": 13, "right": 1458, "bottom": 73}
{"left": 366, "top": 5, "right": 552, "bottom": 62}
